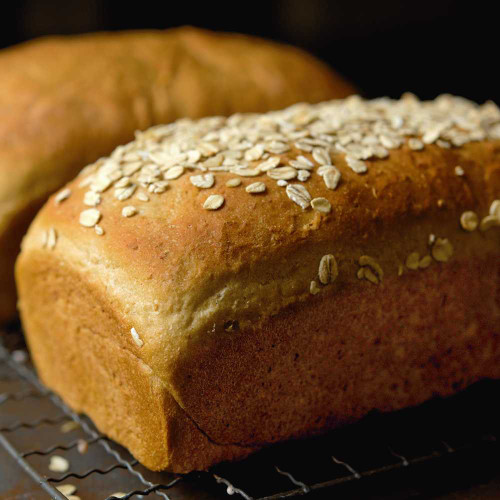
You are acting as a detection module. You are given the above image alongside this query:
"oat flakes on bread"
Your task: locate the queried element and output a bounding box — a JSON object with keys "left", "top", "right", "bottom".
{"left": 16, "top": 94, "right": 500, "bottom": 472}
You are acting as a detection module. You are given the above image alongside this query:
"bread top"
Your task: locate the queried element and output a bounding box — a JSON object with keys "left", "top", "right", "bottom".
{"left": 0, "top": 26, "right": 350, "bottom": 235}
{"left": 18, "top": 95, "right": 500, "bottom": 394}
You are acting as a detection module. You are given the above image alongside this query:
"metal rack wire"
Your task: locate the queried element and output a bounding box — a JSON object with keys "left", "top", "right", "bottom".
{"left": 1, "top": 328, "right": 500, "bottom": 500}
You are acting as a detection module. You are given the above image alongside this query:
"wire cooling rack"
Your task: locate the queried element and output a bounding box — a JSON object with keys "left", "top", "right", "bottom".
{"left": 1, "top": 326, "right": 500, "bottom": 500}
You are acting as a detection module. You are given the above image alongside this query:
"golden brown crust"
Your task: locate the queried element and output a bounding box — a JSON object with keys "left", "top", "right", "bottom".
{"left": 16, "top": 97, "right": 500, "bottom": 471}
{"left": 17, "top": 252, "right": 254, "bottom": 470}
{"left": 0, "top": 27, "right": 353, "bottom": 322}
{"left": 171, "top": 255, "right": 500, "bottom": 447}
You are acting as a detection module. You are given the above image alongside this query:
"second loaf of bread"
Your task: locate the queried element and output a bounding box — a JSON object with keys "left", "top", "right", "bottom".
{"left": 17, "top": 95, "right": 500, "bottom": 472}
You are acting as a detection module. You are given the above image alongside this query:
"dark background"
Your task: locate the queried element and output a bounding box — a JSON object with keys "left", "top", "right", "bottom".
{"left": 0, "top": 0, "right": 497, "bottom": 104}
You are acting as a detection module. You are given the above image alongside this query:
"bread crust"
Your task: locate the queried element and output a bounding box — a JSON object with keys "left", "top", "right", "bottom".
{"left": 16, "top": 97, "right": 500, "bottom": 471}
{"left": 0, "top": 27, "right": 353, "bottom": 322}
{"left": 17, "top": 252, "right": 255, "bottom": 470}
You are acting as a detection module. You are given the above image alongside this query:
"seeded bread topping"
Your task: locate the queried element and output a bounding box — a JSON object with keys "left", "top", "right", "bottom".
{"left": 59, "top": 95, "right": 500, "bottom": 242}
{"left": 50, "top": 95, "right": 500, "bottom": 295}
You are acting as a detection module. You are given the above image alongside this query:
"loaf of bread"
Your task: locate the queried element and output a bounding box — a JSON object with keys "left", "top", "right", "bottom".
{"left": 16, "top": 95, "right": 500, "bottom": 472}
{"left": 0, "top": 27, "right": 354, "bottom": 323}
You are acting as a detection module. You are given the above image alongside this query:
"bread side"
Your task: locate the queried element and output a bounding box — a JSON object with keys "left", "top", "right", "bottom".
{"left": 0, "top": 26, "right": 353, "bottom": 323}
{"left": 17, "top": 96, "right": 500, "bottom": 471}
{"left": 18, "top": 249, "right": 255, "bottom": 470}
